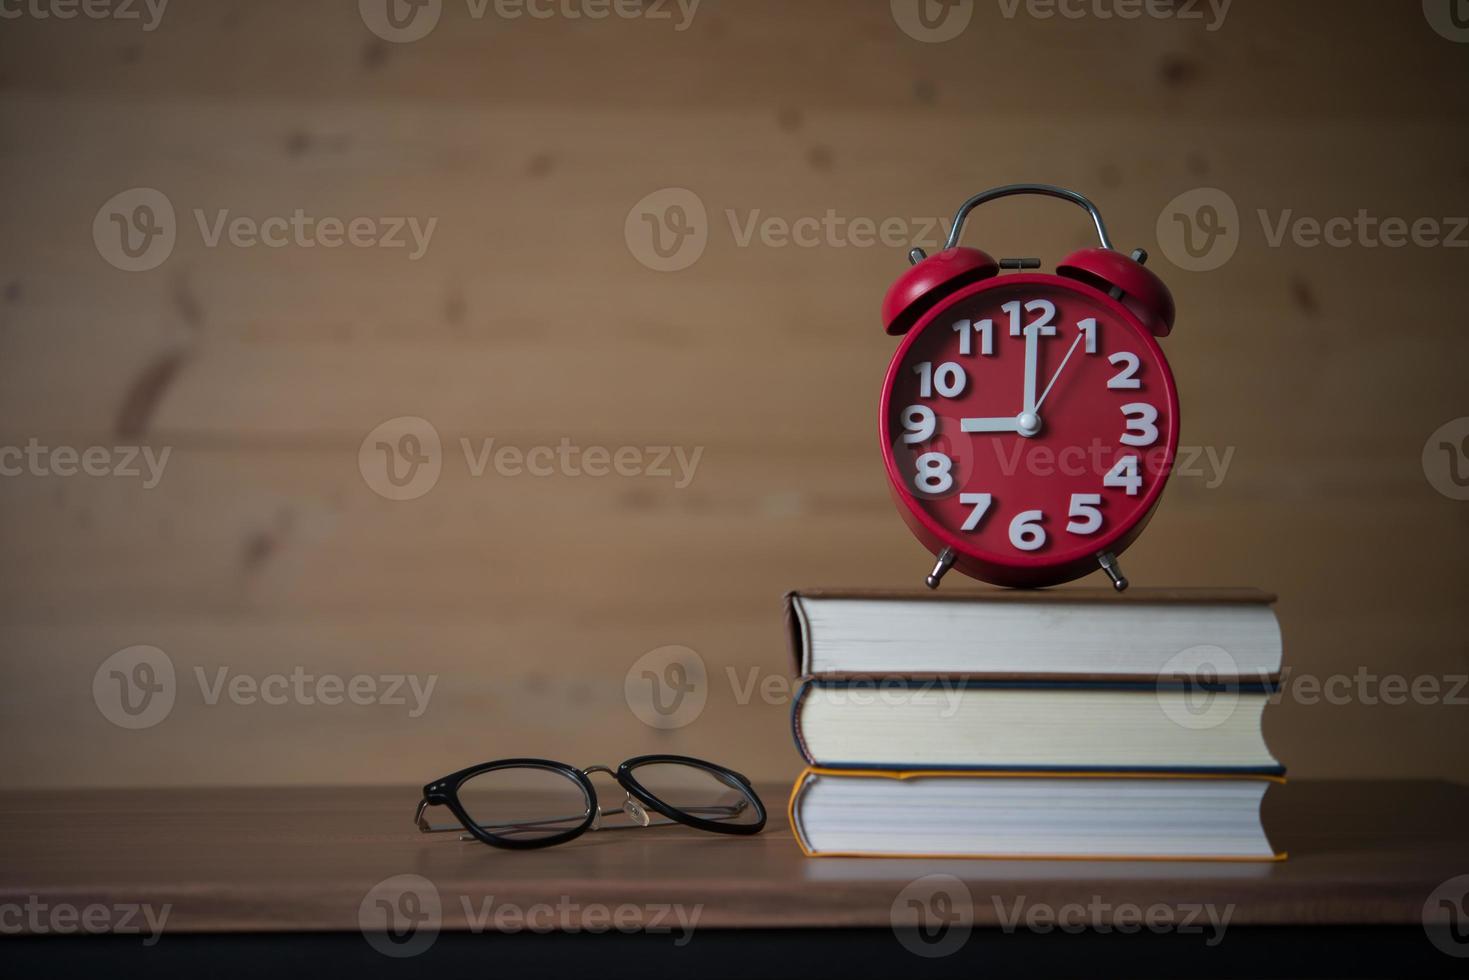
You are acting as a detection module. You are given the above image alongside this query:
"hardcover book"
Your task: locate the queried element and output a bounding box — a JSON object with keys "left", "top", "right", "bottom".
{"left": 785, "top": 588, "right": 1281, "bottom": 679}
{"left": 791, "top": 677, "right": 1282, "bottom": 773}
{"left": 789, "top": 769, "right": 1284, "bottom": 861}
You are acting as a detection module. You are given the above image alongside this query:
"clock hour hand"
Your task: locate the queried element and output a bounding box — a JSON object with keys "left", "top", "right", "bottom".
{"left": 960, "top": 417, "right": 1020, "bottom": 433}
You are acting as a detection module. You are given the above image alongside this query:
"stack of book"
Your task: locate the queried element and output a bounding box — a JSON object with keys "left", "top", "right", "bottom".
{"left": 785, "top": 589, "right": 1285, "bottom": 860}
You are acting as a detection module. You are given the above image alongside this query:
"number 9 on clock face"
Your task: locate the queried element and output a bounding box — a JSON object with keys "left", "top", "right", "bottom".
{"left": 879, "top": 275, "right": 1179, "bottom": 588}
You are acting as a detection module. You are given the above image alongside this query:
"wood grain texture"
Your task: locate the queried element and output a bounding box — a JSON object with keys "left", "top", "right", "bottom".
{"left": 0, "top": 1, "right": 1467, "bottom": 789}
{"left": 1, "top": 781, "right": 1465, "bottom": 933}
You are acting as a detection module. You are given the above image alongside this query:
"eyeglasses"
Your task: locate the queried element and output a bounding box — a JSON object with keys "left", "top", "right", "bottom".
{"left": 415, "top": 754, "right": 767, "bottom": 849}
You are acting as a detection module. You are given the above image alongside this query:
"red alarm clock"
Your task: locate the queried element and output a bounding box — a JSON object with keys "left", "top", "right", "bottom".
{"left": 879, "top": 184, "right": 1179, "bottom": 592}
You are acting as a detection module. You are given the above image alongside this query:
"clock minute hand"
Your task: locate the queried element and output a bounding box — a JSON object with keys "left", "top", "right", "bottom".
{"left": 1035, "top": 333, "right": 1085, "bottom": 411}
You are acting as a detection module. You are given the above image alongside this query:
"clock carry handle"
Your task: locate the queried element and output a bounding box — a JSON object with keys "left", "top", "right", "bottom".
{"left": 941, "top": 182, "right": 1115, "bottom": 255}
{"left": 888, "top": 183, "right": 1112, "bottom": 334}
{"left": 894, "top": 182, "right": 1177, "bottom": 340}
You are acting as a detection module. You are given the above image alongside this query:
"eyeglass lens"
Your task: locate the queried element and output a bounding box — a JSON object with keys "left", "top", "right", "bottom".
{"left": 456, "top": 764, "right": 592, "bottom": 842}
{"left": 624, "top": 760, "right": 762, "bottom": 828}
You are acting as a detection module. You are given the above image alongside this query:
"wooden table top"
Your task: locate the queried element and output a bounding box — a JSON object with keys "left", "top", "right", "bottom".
{"left": 2, "top": 779, "right": 1465, "bottom": 934}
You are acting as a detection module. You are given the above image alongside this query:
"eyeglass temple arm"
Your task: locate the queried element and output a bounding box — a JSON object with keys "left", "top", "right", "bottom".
{"left": 414, "top": 798, "right": 748, "bottom": 836}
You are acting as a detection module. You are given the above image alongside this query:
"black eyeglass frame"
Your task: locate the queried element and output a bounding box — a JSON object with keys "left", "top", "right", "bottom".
{"left": 417, "top": 753, "right": 766, "bottom": 850}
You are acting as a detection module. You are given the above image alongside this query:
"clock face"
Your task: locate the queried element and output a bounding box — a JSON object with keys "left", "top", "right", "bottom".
{"left": 880, "top": 274, "right": 1178, "bottom": 581}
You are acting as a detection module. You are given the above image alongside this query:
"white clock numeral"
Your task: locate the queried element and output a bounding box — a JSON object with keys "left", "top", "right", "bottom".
{"left": 1002, "top": 301, "right": 1021, "bottom": 337}
{"left": 914, "top": 361, "right": 967, "bottom": 399}
{"left": 959, "top": 493, "right": 993, "bottom": 531}
{"left": 1009, "top": 510, "right": 1047, "bottom": 552}
{"left": 1066, "top": 493, "right": 1103, "bottom": 534}
{"left": 1107, "top": 352, "right": 1141, "bottom": 389}
{"left": 952, "top": 320, "right": 972, "bottom": 355}
{"left": 1002, "top": 299, "right": 1057, "bottom": 338}
{"left": 1120, "top": 402, "right": 1160, "bottom": 447}
{"left": 914, "top": 452, "right": 954, "bottom": 494}
{"left": 901, "top": 404, "right": 936, "bottom": 444}
{"left": 952, "top": 319, "right": 994, "bottom": 356}
{"left": 1104, "top": 455, "right": 1143, "bottom": 496}
{"left": 1078, "top": 317, "right": 1098, "bottom": 354}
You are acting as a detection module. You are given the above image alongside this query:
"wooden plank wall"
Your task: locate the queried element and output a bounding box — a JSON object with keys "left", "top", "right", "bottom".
{"left": 0, "top": 0, "right": 1466, "bottom": 787}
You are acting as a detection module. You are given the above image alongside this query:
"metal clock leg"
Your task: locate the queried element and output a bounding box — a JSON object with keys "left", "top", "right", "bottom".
{"left": 1098, "top": 552, "right": 1129, "bottom": 592}
{"left": 925, "top": 548, "right": 956, "bottom": 589}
